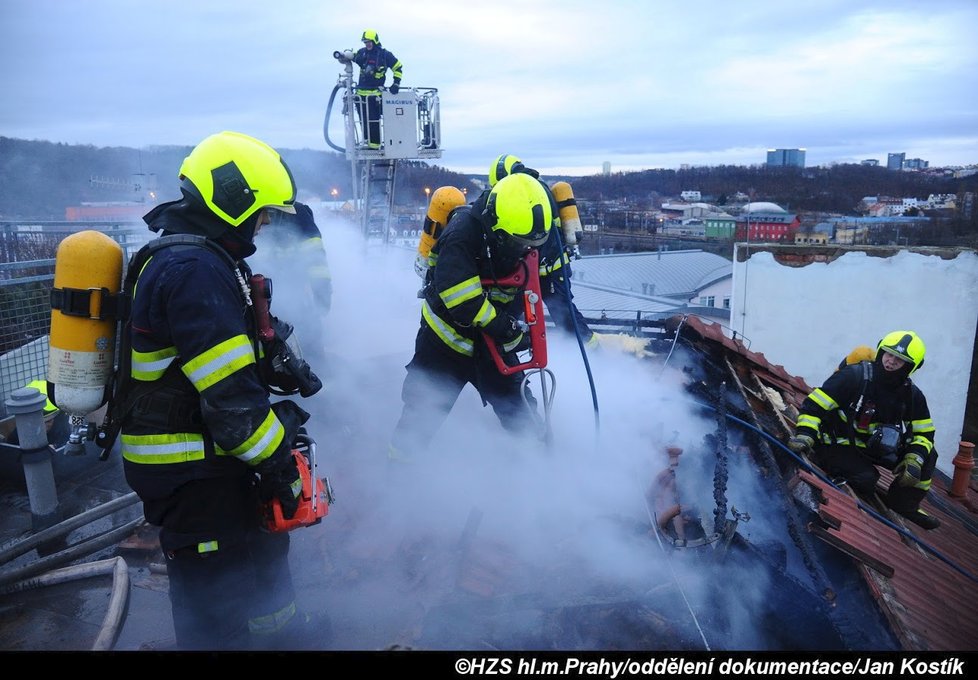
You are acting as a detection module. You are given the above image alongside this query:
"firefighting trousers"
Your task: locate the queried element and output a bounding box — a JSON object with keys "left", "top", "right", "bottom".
{"left": 815, "top": 443, "right": 936, "bottom": 501}
{"left": 356, "top": 94, "right": 382, "bottom": 147}
{"left": 390, "top": 325, "right": 538, "bottom": 460}
{"left": 139, "top": 473, "right": 297, "bottom": 650}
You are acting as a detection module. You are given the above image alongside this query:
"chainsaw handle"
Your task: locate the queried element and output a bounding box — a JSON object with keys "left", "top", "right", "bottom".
{"left": 478, "top": 249, "right": 548, "bottom": 375}
{"left": 481, "top": 288, "right": 548, "bottom": 375}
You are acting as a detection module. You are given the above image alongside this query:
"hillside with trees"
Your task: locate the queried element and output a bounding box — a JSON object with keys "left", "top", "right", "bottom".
{"left": 1, "top": 137, "right": 975, "bottom": 232}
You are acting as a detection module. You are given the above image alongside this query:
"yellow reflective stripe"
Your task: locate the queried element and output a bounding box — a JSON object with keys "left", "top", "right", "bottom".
{"left": 502, "top": 332, "right": 524, "bottom": 353}
{"left": 473, "top": 298, "right": 496, "bottom": 327}
{"left": 197, "top": 541, "right": 219, "bottom": 554}
{"left": 809, "top": 389, "right": 837, "bottom": 411}
{"left": 421, "top": 300, "right": 474, "bottom": 356}
{"left": 911, "top": 435, "right": 934, "bottom": 453}
{"left": 796, "top": 414, "right": 820, "bottom": 430}
{"left": 541, "top": 257, "right": 565, "bottom": 276}
{"left": 249, "top": 601, "right": 297, "bottom": 635}
{"left": 216, "top": 408, "right": 284, "bottom": 466}
{"left": 487, "top": 288, "right": 516, "bottom": 303}
{"left": 309, "top": 265, "right": 331, "bottom": 279}
{"left": 182, "top": 335, "right": 255, "bottom": 392}
{"left": 131, "top": 346, "right": 178, "bottom": 381}
{"left": 120, "top": 433, "right": 206, "bottom": 464}
{"left": 912, "top": 417, "right": 935, "bottom": 434}
{"left": 440, "top": 276, "right": 483, "bottom": 309}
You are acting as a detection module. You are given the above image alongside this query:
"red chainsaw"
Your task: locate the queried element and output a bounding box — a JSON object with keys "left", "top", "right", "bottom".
{"left": 262, "top": 432, "right": 334, "bottom": 533}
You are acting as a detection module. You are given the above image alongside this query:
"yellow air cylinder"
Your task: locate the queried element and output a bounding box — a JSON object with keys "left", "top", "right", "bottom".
{"left": 48, "top": 230, "right": 124, "bottom": 417}
{"left": 415, "top": 186, "right": 466, "bottom": 278}
{"left": 551, "top": 181, "right": 582, "bottom": 248}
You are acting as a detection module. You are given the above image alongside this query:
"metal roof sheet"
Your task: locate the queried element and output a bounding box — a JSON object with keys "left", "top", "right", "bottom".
{"left": 571, "top": 250, "right": 732, "bottom": 299}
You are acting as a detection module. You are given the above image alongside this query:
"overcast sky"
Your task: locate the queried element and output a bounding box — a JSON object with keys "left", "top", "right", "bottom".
{"left": 2, "top": 0, "right": 976, "bottom": 175}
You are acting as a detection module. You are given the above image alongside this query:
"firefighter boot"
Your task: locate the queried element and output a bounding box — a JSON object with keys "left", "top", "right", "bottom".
{"left": 884, "top": 484, "right": 940, "bottom": 530}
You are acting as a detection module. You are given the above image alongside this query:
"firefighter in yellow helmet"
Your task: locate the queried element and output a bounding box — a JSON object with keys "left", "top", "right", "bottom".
{"left": 118, "top": 131, "right": 326, "bottom": 649}
{"left": 389, "top": 172, "right": 552, "bottom": 461}
{"left": 486, "top": 154, "right": 651, "bottom": 358}
{"left": 347, "top": 29, "right": 403, "bottom": 149}
{"left": 787, "top": 331, "right": 940, "bottom": 529}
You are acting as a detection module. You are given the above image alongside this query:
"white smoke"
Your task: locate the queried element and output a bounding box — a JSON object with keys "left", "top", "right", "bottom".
{"left": 250, "top": 206, "right": 811, "bottom": 651}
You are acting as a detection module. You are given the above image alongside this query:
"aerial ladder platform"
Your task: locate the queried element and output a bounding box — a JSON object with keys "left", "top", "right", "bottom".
{"left": 324, "top": 49, "right": 443, "bottom": 246}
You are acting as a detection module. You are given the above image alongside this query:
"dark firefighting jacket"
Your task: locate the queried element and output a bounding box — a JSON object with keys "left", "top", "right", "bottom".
{"left": 260, "top": 202, "right": 332, "bottom": 315}
{"left": 353, "top": 44, "right": 403, "bottom": 94}
{"left": 120, "top": 207, "right": 294, "bottom": 499}
{"left": 422, "top": 194, "right": 529, "bottom": 357}
{"left": 794, "top": 360, "right": 935, "bottom": 466}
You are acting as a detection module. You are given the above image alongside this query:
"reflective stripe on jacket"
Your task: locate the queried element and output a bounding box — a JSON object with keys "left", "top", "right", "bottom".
{"left": 421, "top": 200, "right": 525, "bottom": 357}
{"left": 121, "top": 241, "right": 287, "bottom": 479}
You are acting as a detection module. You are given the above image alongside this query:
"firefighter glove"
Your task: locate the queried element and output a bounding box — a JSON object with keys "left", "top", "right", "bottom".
{"left": 270, "top": 400, "right": 311, "bottom": 448}
{"left": 260, "top": 453, "right": 302, "bottom": 520}
{"left": 787, "top": 433, "right": 815, "bottom": 455}
{"left": 485, "top": 312, "right": 525, "bottom": 344}
{"left": 389, "top": 82, "right": 400, "bottom": 94}
{"left": 894, "top": 452, "right": 924, "bottom": 487}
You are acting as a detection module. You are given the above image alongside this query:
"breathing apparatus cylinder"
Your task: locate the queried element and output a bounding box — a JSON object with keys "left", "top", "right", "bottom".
{"left": 551, "top": 181, "right": 582, "bottom": 249}
{"left": 48, "top": 230, "right": 123, "bottom": 428}
{"left": 415, "top": 186, "right": 466, "bottom": 278}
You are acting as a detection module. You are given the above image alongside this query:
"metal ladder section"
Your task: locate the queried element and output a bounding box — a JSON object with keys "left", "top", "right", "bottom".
{"left": 360, "top": 158, "right": 397, "bottom": 246}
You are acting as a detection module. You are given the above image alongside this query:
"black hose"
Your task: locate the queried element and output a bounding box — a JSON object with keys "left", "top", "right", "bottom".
{"left": 323, "top": 84, "right": 346, "bottom": 153}
{"left": 552, "top": 227, "right": 599, "bottom": 432}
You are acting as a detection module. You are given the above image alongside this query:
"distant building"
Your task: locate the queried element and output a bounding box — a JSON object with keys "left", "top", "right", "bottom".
{"left": 887, "top": 152, "right": 905, "bottom": 170}
{"left": 602, "top": 161, "right": 611, "bottom": 176}
{"left": 860, "top": 159, "right": 879, "bottom": 166}
{"left": 794, "top": 226, "right": 830, "bottom": 245}
{"left": 704, "top": 213, "right": 737, "bottom": 239}
{"left": 903, "top": 158, "right": 929, "bottom": 170}
{"left": 736, "top": 202, "right": 799, "bottom": 241}
{"left": 766, "top": 148, "right": 806, "bottom": 168}
{"left": 680, "top": 190, "right": 702, "bottom": 202}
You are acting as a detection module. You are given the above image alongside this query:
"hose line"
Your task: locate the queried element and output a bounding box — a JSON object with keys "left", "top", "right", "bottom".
{"left": 0, "top": 556, "right": 130, "bottom": 651}
{"left": 0, "top": 491, "right": 141, "bottom": 566}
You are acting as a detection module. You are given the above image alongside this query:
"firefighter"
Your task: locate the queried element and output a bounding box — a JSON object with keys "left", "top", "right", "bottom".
{"left": 261, "top": 201, "right": 332, "bottom": 317}
{"left": 388, "top": 172, "right": 552, "bottom": 461}
{"left": 349, "top": 28, "right": 403, "bottom": 149}
{"left": 486, "top": 154, "right": 651, "bottom": 358}
{"left": 787, "top": 330, "right": 940, "bottom": 529}
{"left": 119, "top": 131, "right": 324, "bottom": 649}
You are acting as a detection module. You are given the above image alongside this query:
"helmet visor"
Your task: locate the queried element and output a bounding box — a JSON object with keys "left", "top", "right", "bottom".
{"left": 505, "top": 227, "right": 549, "bottom": 250}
